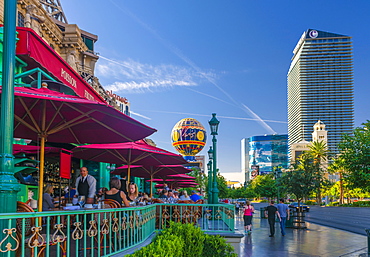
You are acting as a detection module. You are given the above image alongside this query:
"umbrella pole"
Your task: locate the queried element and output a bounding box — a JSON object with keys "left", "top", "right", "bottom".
{"left": 37, "top": 136, "right": 46, "bottom": 213}
{"left": 127, "top": 163, "right": 131, "bottom": 184}
{"left": 150, "top": 174, "right": 153, "bottom": 198}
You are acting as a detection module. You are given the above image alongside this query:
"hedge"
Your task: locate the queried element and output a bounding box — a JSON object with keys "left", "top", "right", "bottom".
{"left": 127, "top": 222, "right": 237, "bottom": 257}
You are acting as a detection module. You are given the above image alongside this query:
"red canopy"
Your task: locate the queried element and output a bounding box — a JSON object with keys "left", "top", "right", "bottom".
{"left": 13, "top": 144, "right": 61, "bottom": 155}
{"left": 111, "top": 164, "right": 191, "bottom": 197}
{"left": 73, "top": 140, "right": 186, "bottom": 165}
{"left": 16, "top": 27, "right": 105, "bottom": 103}
{"left": 111, "top": 164, "right": 191, "bottom": 179}
{"left": 155, "top": 182, "right": 198, "bottom": 189}
{"left": 5, "top": 86, "right": 156, "bottom": 212}
{"left": 11, "top": 87, "right": 156, "bottom": 144}
{"left": 166, "top": 174, "right": 196, "bottom": 180}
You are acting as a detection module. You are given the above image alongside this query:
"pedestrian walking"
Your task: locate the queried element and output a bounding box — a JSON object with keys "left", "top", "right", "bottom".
{"left": 265, "top": 201, "right": 281, "bottom": 237}
{"left": 243, "top": 201, "right": 254, "bottom": 234}
{"left": 276, "top": 198, "right": 290, "bottom": 236}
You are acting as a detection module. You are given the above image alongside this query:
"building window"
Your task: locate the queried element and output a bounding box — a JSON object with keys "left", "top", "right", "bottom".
{"left": 17, "top": 12, "right": 25, "bottom": 27}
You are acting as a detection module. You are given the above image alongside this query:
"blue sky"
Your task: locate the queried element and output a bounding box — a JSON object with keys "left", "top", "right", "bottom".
{"left": 62, "top": 1, "right": 370, "bottom": 183}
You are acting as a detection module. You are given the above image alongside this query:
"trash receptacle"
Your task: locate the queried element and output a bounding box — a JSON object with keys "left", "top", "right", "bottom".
{"left": 285, "top": 208, "right": 294, "bottom": 228}
{"left": 260, "top": 207, "right": 266, "bottom": 219}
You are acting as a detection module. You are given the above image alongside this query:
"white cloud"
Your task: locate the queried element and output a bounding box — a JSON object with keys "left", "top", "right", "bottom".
{"left": 96, "top": 56, "right": 212, "bottom": 94}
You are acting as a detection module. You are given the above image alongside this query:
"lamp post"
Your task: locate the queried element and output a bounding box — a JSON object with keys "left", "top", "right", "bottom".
{"left": 207, "top": 148, "right": 213, "bottom": 203}
{"left": 273, "top": 166, "right": 282, "bottom": 201}
{"left": 208, "top": 113, "right": 220, "bottom": 204}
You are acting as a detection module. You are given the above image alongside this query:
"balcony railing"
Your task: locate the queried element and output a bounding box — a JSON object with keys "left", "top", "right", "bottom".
{"left": 0, "top": 203, "right": 234, "bottom": 256}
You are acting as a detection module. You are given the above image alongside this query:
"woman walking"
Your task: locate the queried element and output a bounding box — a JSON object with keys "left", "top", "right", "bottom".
{"left": 243, "top": 201, "right": 254, "bottom": 234}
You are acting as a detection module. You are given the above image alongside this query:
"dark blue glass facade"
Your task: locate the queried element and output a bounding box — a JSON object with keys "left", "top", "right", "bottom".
{"left": 248, "top": 134, "right": 288, "bottom": 175}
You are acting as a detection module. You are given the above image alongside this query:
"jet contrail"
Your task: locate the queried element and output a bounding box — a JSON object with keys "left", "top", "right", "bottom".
{"left": 241, "top": 104, "right": 276, "bottom": 134}
{"left": 140, "top": 110, "right": 287, "bottom": 124}
{"left": 130, "top": 111, "right": 152, "bottom": 120}
{"left": 108, "top": 0, "right": 278, "bottom": 133}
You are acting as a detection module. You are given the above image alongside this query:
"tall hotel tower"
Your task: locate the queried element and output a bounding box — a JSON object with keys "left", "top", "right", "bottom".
{"left": 287, "top": 29, "right": 354, "bottom": 155}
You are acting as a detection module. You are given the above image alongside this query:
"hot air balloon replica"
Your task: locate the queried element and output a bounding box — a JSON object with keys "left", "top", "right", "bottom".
{"left": 171, "top": 118, "right": 207, "bottom": 162}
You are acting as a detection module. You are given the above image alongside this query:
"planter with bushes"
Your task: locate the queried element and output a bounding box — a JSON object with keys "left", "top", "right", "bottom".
{"left": 127, "top": 222, "right": 237, "bottom": 257}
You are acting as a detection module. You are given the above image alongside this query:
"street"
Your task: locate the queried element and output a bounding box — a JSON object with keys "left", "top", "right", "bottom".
{"left": 251, "top": 202, "right": 370, "bottom": 236}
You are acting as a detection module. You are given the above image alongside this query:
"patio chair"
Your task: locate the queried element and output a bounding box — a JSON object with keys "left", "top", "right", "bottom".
{"left": 83, "top": 199, "right": 121, "bottom": 255}
{"left": 16, "top": 201, "right": 67, "bottom": 257}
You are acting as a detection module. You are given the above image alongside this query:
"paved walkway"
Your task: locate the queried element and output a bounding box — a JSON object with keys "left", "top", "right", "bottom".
{"left": 236, "top": 208, "right": 368, "bottom": 257}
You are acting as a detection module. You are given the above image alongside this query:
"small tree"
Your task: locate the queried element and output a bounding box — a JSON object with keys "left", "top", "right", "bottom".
{"left": 251, "top": 174, "right": 277, "bottom": 200}
{"left": 339, "top": 121, "right": 370, "bottom": 191}
{"left": 280, "top": 153, "right": 318, "bottom": 204}
{"left": 308, "top": 140, "right": 329, "bottom": 204}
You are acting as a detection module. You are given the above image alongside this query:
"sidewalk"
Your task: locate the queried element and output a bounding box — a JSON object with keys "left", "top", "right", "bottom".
{"left": 236, "top": 209, "right": 368, "bottom": 257}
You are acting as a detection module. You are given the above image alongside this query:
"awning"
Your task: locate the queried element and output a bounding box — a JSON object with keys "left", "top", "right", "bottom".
{"left": 15, "top": 27, "right": 105, "bottom": 103}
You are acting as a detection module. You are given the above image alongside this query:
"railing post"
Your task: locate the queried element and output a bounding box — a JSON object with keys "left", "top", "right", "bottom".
{"left": 365, "top": 228, "right": 370, "bottom": 256}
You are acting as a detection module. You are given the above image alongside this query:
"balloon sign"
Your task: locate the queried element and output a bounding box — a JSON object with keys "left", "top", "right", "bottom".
{"left": 171, "top": 118, "right": 207, "bottom": 156}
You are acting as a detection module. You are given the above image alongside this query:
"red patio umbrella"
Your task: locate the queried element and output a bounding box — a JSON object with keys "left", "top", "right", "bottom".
{"left": 5, "top": 86, "right": 156, "bottom": 212}
{"left": 166, "top": 174, "right": 196, "bottom": 180}
{"left": 111, "top": 164, "right": 191, "bottom": 197}
{"left": 73, "top": 140, "right": 188, "bottom": 183}
{"left": 13, "top": 144, "right": 61, "bottom": 155}
{"left": 147, "top": 178, "right": 196, "bottom": 183}
{"left": 155, "top": 181, "right": 198, "bottom": 189}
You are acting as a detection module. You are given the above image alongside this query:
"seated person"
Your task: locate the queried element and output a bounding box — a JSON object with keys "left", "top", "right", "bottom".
{"left": 190, "top": 190, "right": 201, "bottom": 202}
{"left": 127, "top": 182, "right": 139, "bottom": 202}
{"left": 96, "top": 187, "right": 108, "bottom": 201}
{"left": 64, "top": 186, "right": 77, "bottom": 198}
{"left": 179, "top": 190, "right": 191, "bottom": 200}
{"left": 42, "top": 184, "right": 59, "bottom": 211}
{"left": 158, "top": 189, "right": 168, "bottom": 199}
{"left": 104, "top": 177, "right": 129, "bottom": 207}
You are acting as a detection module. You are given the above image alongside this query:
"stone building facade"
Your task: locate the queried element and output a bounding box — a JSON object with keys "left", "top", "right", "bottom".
{"left": 0, "top": 0, "right": 126, "bottom": 110}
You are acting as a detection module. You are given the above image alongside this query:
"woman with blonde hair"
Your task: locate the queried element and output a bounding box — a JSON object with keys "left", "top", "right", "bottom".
{"left": 42, "top": 184, "right": 58, "bottom": 211}
{"left": 127, "top": 182, "right": 139, "bottom": 201}
{"left": 179, "top": 190, "right": 191, "bottom": 200}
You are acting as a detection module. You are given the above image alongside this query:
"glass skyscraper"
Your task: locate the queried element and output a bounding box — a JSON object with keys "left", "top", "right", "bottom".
{"left": 287, "top": 29, "right": 354, "bottom": 155}
{"left": 242, "top": 134, "right": 288, "bottom": 182}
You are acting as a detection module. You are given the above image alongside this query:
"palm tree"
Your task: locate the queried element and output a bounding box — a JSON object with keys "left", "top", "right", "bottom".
{"left": 308, "top": 140, "right": 329, "bottom": 204}
{"left": 328, "top": 156, "right": 346, "bottom": 204}
{"left": 309, "top": 140, "right": 329, "bottom": 164}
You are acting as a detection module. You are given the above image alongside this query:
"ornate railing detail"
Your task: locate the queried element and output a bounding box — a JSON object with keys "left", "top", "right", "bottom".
{"left": 52, "top": 223, "right": 66, "bottom": 243}
{"left": 28, "top": 226, "right": 44, "bottom": 248}
{"left": 87, "top": 220, "right": 98, "bottom": 237}
{"left": 72, "top": 221, "right": 83, "bottom": 240}
{"left": 0, "top": 228, "right": 18, "bottom": 253}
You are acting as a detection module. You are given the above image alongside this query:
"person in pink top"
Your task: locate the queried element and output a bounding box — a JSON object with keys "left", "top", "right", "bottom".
{"left": 243, "top": 201, "right": 255, "bottom": 234}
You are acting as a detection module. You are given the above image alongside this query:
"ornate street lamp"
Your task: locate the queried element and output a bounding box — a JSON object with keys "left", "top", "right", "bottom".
{"left": 273, "top": 166, "right": 283, "bottom": 201}
{"left": 208, "top": 113, "right": 220, "bottom": 204}
{"left": 207, "top": 147, "right": 213, "bottom": 203}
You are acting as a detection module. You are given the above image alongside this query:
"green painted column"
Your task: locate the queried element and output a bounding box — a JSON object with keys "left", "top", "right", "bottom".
{"left": 0, "top": 0, "right": 20, "bottom": 212}
{"left": 0, "top": 0, "right": 20, "bottom": 255}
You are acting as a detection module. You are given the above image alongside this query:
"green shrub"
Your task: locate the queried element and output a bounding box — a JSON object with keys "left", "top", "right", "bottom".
{"left": 127, "top": 222, "right": 237, "bottom": 257}
{"left": 350, "top": 201, "right": 370, "bottom": 207}
{"left": 160, "top": 222, "right": 204, "bottom": 257}
{"left": 203, "top": 234, "right": 237, "bottom": 257}
{"left": 129, "top": 233, "right": 184, "bottom": 257}
{"left": 304, "top": 200, "right": 315, "bottom": 205}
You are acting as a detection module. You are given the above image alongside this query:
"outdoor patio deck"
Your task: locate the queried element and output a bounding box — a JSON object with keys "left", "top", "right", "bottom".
{"left": 0, "top": 202, "right": 236, "bottom": 256}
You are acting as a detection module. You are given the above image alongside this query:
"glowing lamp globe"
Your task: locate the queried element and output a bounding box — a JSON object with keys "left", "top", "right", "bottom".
{"left": 171, "top": 118, "right": 207, "bottom": 156}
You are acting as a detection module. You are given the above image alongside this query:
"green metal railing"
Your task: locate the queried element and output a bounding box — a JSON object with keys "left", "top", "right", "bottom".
{"left": 155, "top": 203, "right": 235, "bottom": 232}
{"left": 0, "top": 203, "right": 234, "bottom": 256}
